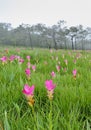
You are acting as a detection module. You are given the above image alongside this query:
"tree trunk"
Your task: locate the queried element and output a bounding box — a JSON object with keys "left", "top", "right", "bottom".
{"left": 71, "top": 36, "right": 74, "bottom": 50}
{"left": 27, "top": 28, "right": 33, "bottom": 49}
{"left": 53, "top": 32, "right": 57, "bottom": 50}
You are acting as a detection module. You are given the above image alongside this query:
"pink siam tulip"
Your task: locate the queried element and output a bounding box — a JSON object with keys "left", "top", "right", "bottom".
{"left": 15, "top": 55, "right": 20, "bottom": 60}
{"left": 26, "top": 56, "right": 30, "bottom": 61}
{"left": 64, "top": 59, "right": 68, "bottom": 65}
{"left": 58, "top": 61, "right": 60, "bottom": 65}
{"left": 0, "top": 56, "right": 8, "bottom": 64}
{"left": 51, "top": 71, "right": 56, "bottom": 78}
{"left": 73, "top": 59, "right": 76, "bottom": 64}
{"left": 25, "top": 68, "right": 31, "bottom": 79}
{"left": 9, "top": 55, "right": 15, "bottom": 62}
{"left": 62, "top": 54, "right": 64, "bottom": 59}
{"left": 45, "top": 80, "right": 56, "bottom": 100}
{"left": 22, "top": 84, "right": 35, "bottom": 106}
{"left": 56, "top": 65, "right": 61, "bottom": 72}
{"left": 64, "top": 68, "right": 67, "bottom": 72}
{"left": 4, "top": 48, "right": 9, "bottom": 53}
{"left": 44, "top": 61, "right": 48, "bottom": 65}
{"left": 16, "top": 48, "right": 20, "bottom": 53}
{"left": 32, "top": 65, "right": 36, "bottom": 71}
{"left": 27, "top": 62, "right": 31, "bottom": 68}
{"left": 19, "top": 58, "right": 24, "bottom": 64}
{"left": 22, "top": 84, "right": 34, "bottom": 96}
{"left": 50, "top": 49, "right": 53, "bottom": 53}
{"left": 72, "top": 69, "right": 77, "bottom": 79}
{"left": 56, "top": 56, "right": 58, "bottom": 61}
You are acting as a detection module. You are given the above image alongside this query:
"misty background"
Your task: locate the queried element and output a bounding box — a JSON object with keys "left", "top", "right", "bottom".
{"left": 0, "top": 0, "right": 91, "bottom": 49}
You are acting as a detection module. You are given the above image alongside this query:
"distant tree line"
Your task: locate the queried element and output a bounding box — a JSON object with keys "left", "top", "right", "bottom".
{"left": 0, "top": 20, "right": 91, "bottom": 50}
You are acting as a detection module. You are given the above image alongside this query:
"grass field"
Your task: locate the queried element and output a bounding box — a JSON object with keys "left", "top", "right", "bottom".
{"left": 0, "top": 47, "right": 91, "bottom": 130}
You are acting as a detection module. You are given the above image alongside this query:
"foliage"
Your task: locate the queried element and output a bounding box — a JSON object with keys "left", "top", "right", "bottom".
{"left": 0, "top": 47, "right": 91, "bottom": 130}
{"left": 0, "top": 22, "right": 91, "bottom": 50}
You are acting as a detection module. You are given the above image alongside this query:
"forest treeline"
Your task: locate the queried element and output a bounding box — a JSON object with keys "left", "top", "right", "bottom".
{"left": 0, "top": 20, "right": 91, "bottom": 49}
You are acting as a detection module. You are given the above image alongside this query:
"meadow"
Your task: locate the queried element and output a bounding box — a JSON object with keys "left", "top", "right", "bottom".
{"left": 0, "top": 47, "right": 91, "bottom": 130}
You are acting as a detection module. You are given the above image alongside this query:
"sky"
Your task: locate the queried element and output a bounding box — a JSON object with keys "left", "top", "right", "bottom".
{"left": 0, "top": 0, "right": 91, "bottom": 28}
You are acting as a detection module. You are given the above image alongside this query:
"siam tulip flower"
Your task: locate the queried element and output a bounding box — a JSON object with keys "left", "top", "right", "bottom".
{"left": 0, "top": 56, "right": 8, "bottom": 65}
{"left": 56, "top": 65, "right": 61, "bottom": 72}
{"left": 58, "top": 61, "right": 60, "bottom": 65}
{"left": 4, "top": 48, "right": 9, "bottom": 53}
{"left": 51, "top": 71, "right": 56, "bottom": 78}
{"left": 25, "top": 68, "right": 31, "bottom": 79}
{"left": 64, "top": 59, "right": 68, "bottom": 65}
{"left": 68, "top": 52, "right": 71, "bottom": 56}
{"left": 50, "top": 49, "right": 53, "bottom": 53}
{"left": 45, "top": 80, "right": 56, "bottom": 91}
{"left": 19, "top": 58, "right": 24, "bottom": 64}
{"left": 16, "top": 48, "right": 20, "bottom": 53}
{"left": 22, "top": 84, "right": 35, "bottom": 107}
{"left": 9, "top": 55, "right": 15, "bottom": 62}
{"left": 44, "top": 61, "right": 48, "bottom": 65}
{"left": 56, "top": 56, "right": 58, "bottom": 61}
{"left": 73, "top": 59, "right": 76, "bottom": 64}
{"left": 45, "top": 80, "right": 56, "bottom": 100}
{"left": 64, "top": 68, "right": 67, "bottom": 72}
{"left": 76, "top": 53, "right": 81, "bottom": 59}
{"left": 15, "top": 55, "right": 20, "bottom": 60}
{"left": 32, "top": 65, "right": 36, "bottom": 72}
{"left": 27, "top": 62, "right": 31, "bottom": 68}
{"left": 51, "top": 56, "right": 54, "bottom": 60}
{"left": 72, "top": 69, "right": 77, "bottom": 79}
{"left": 22, "top": 84, "right": 34, "bottom": 95}
{"left": 26, "top": 56, "right": 30, "bottom": 61}
{"left": 62, "top": 54, "right": 64, "bottom": 59}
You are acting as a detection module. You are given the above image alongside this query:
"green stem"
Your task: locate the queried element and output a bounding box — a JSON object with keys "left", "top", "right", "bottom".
{"left": 31, "top": 106, "right": 37, "bottom": 130}
{"left": 49, "top": 100, "right": 53, "bottom": 130}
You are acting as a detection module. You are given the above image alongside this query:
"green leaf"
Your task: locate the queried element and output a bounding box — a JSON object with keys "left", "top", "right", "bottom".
{"left": 4, "top": 111, "right": 11, "bottom": 130}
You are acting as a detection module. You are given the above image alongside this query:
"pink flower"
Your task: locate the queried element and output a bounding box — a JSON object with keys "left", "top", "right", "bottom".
{"left": 5, "top": 48, "right": 9, "bottom": 53}
{"left": 15, "top": 55, "right": 20, "bottom": 60}
{"left": 56, "top": 65, "right": 61, "bottom": 72}
{"left": 64, "top": 68, "right": 67, "bottom": 72}
{"left": 64, "top": 59, "right": 68, "bottom": 65}
{"left": 44, "top": 61, "right": 48, "bottom": 65}
{"left": 73, "top": 59, "right": 76, "bottom": 64}
{"left": 72, "top": 69, "right": 77, "bottom": 79}
{"left": 62, "top": 54, "right": 64, "bottom": 59}
{"left": 16, "top": 48, "right": 20, "bottom": 52}
{"left": 0, "top": 56, "right": 8, "bottom": 64}
{"left": 45, "top": 80, "right": 56, "bottom": 100}
{"left": 0, "top": 56, "right": 7, "bottom": 62}
{"left": 45, "top": 80, "right": 56, "bottom": 91}
{"left": 50, "top": 49, "right": 53, "bottom": 53}
{"left": 22, "top": 84, "right": 34, "bottom": 96}
{"left": 32, "top": 65, "right": 36, "bottom": 71}
{"left": 58, "top": 61, "right": 60, "bottom": 65}
{"left": 27, "top": 62, "right": 31, "bottom": 68}
{"left": 51, "top": 71, "right": 56, "bottom": 77}
{"left": 56, "top": 56, "right": 58, "bottom": 61}
{"left": 26, "top": 56, "right": 30, "bottom": 61}
{"left": 72, "top": 69, "right": 77, "bottom": 76}
{"left": 19, "top": 58, "right": 24, "bottom": 64}
{"left": 22, "top": 84, "right": 35, "bottom": 106}
{"left": 25, "top": 68, "right": 31, "bottom": 76}
{"left": 9, "top": 55, "right": 15, "bottom": 62}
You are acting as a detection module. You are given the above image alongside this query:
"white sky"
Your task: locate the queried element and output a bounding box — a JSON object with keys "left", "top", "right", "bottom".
{"left": 0, "top": 0, "right": 91, "bottom": 28}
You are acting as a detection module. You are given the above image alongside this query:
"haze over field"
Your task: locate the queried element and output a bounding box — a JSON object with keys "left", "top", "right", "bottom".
{"left": 0, "top": 0, "right": 91, "bottom": 27}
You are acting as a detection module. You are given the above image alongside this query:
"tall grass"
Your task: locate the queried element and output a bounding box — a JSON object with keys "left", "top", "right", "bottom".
{"left": 0, "top": 47, "right": 91, "bottom": 130}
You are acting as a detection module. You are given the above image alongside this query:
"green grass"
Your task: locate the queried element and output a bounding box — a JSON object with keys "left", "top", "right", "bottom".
{"left": 0, "top": 47, "right": 91, "bottom": 130}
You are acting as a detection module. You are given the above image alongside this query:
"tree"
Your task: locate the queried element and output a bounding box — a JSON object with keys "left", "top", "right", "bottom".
{"left": 76, "top": 25, "right": 88, "bottom": 50}
{"left": 69, "top": 26, "right": 78, "bottom": 49}
{"left": 22, "top": 24, "right": 33, "bottom": 49}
